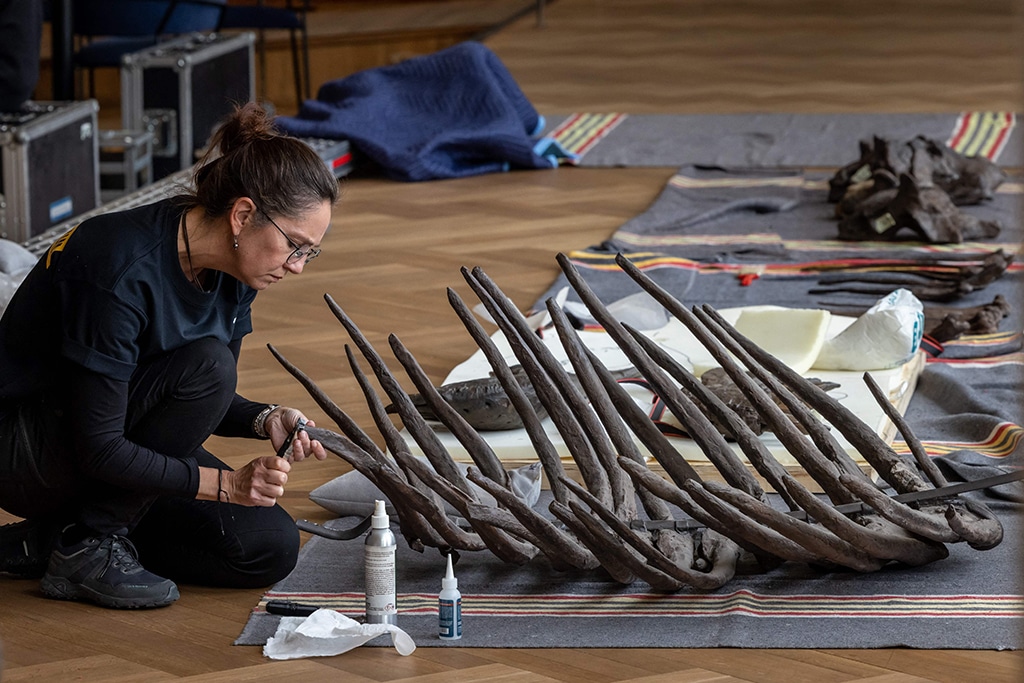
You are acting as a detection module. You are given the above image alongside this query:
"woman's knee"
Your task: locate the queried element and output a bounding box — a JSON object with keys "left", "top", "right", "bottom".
{"left": 177, "top": 338, "right": 238, "bottom": 399}
{"left": 228, "top": 505, "right": 300, "bottom": 587}
{"left": 125, "top": 339, "right": 238, "bottom": 449}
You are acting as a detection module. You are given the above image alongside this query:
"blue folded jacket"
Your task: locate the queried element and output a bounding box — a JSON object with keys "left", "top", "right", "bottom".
{"left": 274, "top": 41, "right": 573, "bottom": 181}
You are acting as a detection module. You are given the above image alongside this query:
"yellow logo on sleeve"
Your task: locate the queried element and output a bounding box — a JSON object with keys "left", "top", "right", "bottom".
{"left": 45, "top": 224, "right": 79, "bottom": 269}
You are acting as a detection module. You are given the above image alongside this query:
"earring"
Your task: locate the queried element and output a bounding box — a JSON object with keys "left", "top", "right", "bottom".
{"left": 233, "top": 238, "right": 239, "bottom": 250}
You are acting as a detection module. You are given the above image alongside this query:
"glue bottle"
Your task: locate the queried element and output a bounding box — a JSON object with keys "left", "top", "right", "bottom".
{"left": 438, "top": 552, "right": 462, "bottom": 640}
{"left": 364, "top": 499, "right": 397, "bottom": 625}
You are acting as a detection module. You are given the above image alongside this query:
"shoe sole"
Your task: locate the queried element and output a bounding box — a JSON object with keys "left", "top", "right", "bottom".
{"left": 40, "top": 575, "right": 180, "bottom": 609}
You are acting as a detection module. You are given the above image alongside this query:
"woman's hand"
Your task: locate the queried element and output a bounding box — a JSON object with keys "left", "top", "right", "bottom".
{"left": 197, "top": 406, "right": 327, "bottom": 506}
{"left": 198, "top": 457, "right": 291, "bottom": 507}
{"left": 224, "top": 456, "right": 292, "bottom": 507}
{"left": 264, "top": 406, "right": 328, "bottom": 462}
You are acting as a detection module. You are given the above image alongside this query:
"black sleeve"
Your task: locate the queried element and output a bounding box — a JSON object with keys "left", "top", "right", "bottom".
{"left": 67, "top": 366, "right": 200, "bottom": 498}
{"left": 213, "top": 336, "right": 271, "bottom": 439}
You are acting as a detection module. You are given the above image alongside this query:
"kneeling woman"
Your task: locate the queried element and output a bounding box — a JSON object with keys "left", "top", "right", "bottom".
{"left": 0, "top": 102, "right": 339, "bottom": 609}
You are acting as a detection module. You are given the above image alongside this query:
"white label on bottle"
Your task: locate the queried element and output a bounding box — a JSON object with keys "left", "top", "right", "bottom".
{"left": 439, "top": 597, "right": 462, "bottom": 639}
{"left": 365, "top": 545, "right": 396, "bottom": 616}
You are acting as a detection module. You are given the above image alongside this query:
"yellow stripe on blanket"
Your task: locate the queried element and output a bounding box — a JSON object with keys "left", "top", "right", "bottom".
{"left": 549, "top": 113, "right": 627, "bottom": 158}
{"left": 259, "top": 590, "right": 1024, "bottom": 619}
{"left": 946, "top": 111, "right": 1016, "bottom": 160}
{"left": 892, "top": 421, "right": 1024, "bottom": 458}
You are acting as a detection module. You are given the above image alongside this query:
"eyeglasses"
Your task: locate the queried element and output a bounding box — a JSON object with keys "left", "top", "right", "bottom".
{"left": 258, "top": 206, "right": 321, "bottom": 264}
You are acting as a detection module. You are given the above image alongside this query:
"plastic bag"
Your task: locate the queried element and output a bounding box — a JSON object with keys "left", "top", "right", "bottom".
{"left": 813, "top": 289, "right": 923, "bottom": 371}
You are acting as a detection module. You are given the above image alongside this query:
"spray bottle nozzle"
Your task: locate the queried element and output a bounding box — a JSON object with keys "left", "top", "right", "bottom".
{"left": 371, "top": 499, "right": 389, "bottom": 529}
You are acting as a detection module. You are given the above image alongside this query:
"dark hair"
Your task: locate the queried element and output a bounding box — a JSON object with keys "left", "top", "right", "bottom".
{"left": 185, "top": 102, "right": 340, "bottom": 220}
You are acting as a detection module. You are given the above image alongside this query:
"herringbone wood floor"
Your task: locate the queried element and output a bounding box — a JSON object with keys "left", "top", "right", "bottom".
{"left": 3, "top": 1, "right": 1023, "bottom": 681}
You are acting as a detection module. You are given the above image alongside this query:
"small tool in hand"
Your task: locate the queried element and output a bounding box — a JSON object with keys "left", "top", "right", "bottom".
{"left": 276, "top": 418, "right": 307, "bottom": 460}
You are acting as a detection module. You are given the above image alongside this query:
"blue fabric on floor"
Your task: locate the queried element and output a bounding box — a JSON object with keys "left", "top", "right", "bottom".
{"left": 275, "top": 41, "right": 561, "bottom": 181}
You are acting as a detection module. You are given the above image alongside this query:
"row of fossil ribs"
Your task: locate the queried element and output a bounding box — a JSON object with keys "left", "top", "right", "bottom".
{"left": 271, "top": 253, "right": 1004, "bottom": 591}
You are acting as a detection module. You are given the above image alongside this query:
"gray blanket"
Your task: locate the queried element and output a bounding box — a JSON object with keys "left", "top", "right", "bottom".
{"left": 542, "top": 112, "right": 1020, "bottom": 168}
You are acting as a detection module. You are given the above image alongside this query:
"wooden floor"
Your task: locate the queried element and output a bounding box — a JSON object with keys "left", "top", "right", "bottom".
{"left": 3, "top": 0, "right": 1023, "bottom": 680}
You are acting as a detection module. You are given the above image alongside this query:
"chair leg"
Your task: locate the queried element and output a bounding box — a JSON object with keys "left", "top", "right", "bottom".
{"left": 300, "top": 25, "right": 311, "bottom": 100}
{"left": 287, "top": 23, "right": 311, "bottom": 105}
{"left": 289, "top": 28, "right": 302, "bottom": 107}
{"left": 256, "top": 29, "right": 268, "bottom": 101}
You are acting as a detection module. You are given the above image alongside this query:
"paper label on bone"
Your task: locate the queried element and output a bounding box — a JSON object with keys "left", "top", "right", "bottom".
{"left": 850, "top": 163, "right": 872, "bottom": 183}
{"left": 870, "top": 212, "right": 897, "bottom": 233}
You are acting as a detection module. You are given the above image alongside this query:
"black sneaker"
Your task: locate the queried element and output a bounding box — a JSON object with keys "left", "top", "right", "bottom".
{"left": 40, "top": 533, "right": 179, "bottom": 609}
{"left": 0, "top": 519, "right": 60, "bottom": 578}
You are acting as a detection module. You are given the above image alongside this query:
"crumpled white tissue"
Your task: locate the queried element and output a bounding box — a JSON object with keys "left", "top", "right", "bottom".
{"left": 263, "top": 609, "right": 416, "bottom": 660}
{"left": 813, "top": 288, "right": 924, "bottom": 371}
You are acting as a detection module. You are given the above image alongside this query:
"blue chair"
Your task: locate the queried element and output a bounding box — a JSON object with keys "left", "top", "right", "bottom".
{"left": 72, "top": 0, "right": 226, "bottom": 96}
{"left": 217, "top": 0, "right": 310, "bottom": 106}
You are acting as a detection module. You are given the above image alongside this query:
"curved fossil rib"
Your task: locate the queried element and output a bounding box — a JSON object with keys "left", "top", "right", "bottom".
{"left": 861, "top": 370, "right": 1003, "bottom": 548}
{"left": 325, "top": 293, "right": 473, "bottom": 497}
{"left": 777, "top": 473, "right": 949, "bottom": 566}
{"left": 554, "top": 252, "right": 766, "bottom": 502}
{"left": 466, "top": 467, "right": 598, "bottom": 570}
{"left": 861, "top": 370, "right": 947, "bottom": 487}
{"left": 387, "top": 332, "right": 508, "bottom": 487}
{"left": 700, "top": 480, "right": 886, "bottom": 572}
{"left": 561, "top": 476, "right": 738, "bottom": 589}
{"left": 463, "top": 266, "right": 613, "bottom": 509}
{"left": 616, "top": 457, "right": 807, "bottom": 565}
{"left": 446, "top": 286, "right": 571, "bottom": 504}
{"left": 546, "top": 301, "right": 664, "bottom": 521}
{"left": 698, "top": 304, "right": 928, "bottom": 494}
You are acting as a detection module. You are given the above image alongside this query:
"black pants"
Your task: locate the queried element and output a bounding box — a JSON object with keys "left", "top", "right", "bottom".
{"left": 0, "top": 339, "right": 298, "bottom": 588}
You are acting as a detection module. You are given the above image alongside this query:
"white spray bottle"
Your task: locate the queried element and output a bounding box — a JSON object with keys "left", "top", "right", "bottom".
{"left": 364, "top": 499, "right": 397, "bottom": 625}
{"left": 438, "top": 552, "right": 462, "bottom": 640}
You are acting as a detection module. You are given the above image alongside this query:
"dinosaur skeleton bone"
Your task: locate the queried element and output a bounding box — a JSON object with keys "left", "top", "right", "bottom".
{"left": 828, "top": 135, "right": 1006, "bottom": 207}
{"left": 811, "top": 249, "right": 1013, "bottom": 303}
{"left": 274, "top": 255, "right": 1008, "bottom": 591}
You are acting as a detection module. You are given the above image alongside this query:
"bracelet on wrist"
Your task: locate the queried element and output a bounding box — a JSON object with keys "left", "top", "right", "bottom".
{"left": 217, "top": 468, "right": 229, "bottom": 503}
{"left": 253, "top": 404, "right": 280, "bottom": 439}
